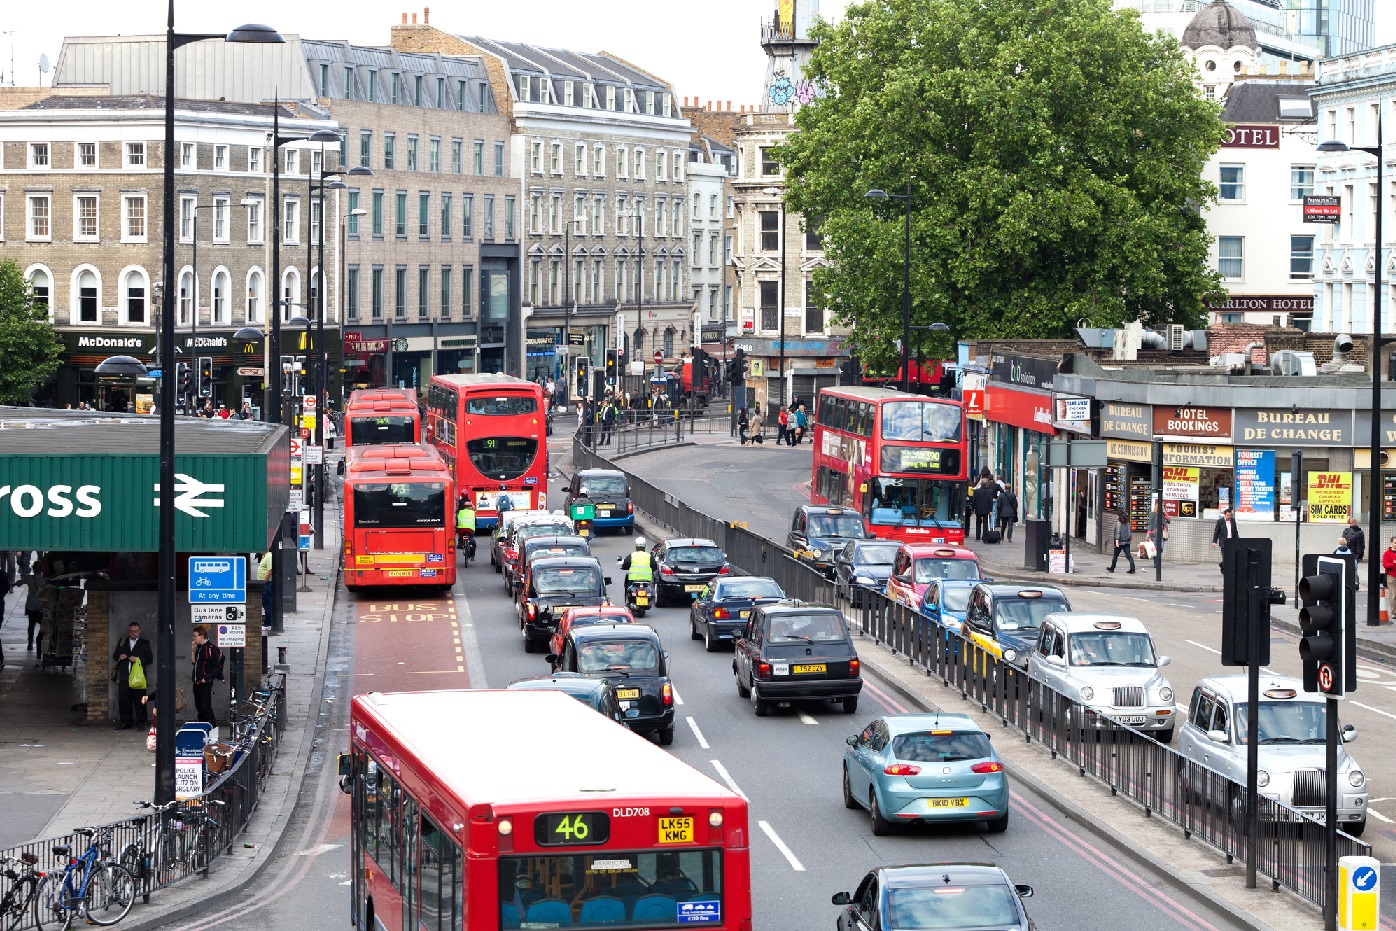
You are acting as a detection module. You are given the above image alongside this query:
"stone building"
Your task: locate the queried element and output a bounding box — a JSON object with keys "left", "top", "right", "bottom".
{"left": 0, "top": 94, "right": 334, "bottom": 410}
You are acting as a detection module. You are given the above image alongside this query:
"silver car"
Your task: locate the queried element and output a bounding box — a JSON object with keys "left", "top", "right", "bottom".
{"left": 1027, "top": 613, "right": 1176, "bottom": 742}
{"left": 1175, "top": 675, "right": 1366, "bottom": 836}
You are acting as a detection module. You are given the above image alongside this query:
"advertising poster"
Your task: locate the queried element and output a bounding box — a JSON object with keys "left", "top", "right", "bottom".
{"left": 1235, "top": 449, "right": 1275, "bottom": 518}
{"left": 1307, "top": 472, "right": 1352, "bottom": 523}
{"left": 1161, "top": 466, "right": 1198, "bottom": 519}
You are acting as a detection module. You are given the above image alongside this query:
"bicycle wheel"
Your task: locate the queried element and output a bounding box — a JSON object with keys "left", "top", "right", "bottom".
{"left": 1, "top": 874, "right": 38, "bottom": 931}
{"left": 118, "top": 844, "right": 150, "bottom": 904}
{"left": 31, "top": 871, "right": 75, "bottom": 931}
{"left": 82, "top": 865, "right": 134, "bottom": 926}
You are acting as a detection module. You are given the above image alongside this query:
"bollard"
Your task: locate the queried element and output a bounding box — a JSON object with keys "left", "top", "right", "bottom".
{"left": 278, "top": 645, "right": 288, "bottom": 666}
{"left": 1338, "top": 856, "right": 1379, "bottom": 931}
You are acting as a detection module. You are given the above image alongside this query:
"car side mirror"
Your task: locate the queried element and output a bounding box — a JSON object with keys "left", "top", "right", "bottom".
{"left": 980, "top": 576, "right": 995, "bottom": 583}
{"left": 831, "top": 892, "right": 852, "bottom": 906}
{"left": 1206, "top": 729, "right": 1229, "bottom": 744}
{"left": 545, "top": 654, "right": 559, "bottom": 665}
{"left": 337, "top": 754, "right": 350, "bottom": 777}
{"left": 845, "top": 735, "right": 858, "bottom": 746}
{"left": 1343, "top": 724, "right": 1358, "bottom": 742}
{"left": 1158, "top": 656, "right": 1172, "bottom": 667}
{"left": 1044, "top": 654, "right": 1065, "bottom": 667}
{"left": 1014, "top": 884, "right": 1034, "bottom": 899}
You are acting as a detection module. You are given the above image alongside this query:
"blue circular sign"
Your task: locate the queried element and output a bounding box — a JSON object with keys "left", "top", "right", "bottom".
{"left": 1353, "top": 866, "right": 1378, "bottom": 891}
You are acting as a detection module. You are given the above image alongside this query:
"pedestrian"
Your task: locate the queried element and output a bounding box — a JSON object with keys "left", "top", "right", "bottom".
{"left": 1211, "top": 507, "right": 1239, "bottom": 572}
{"left": 1335, "top": 538, "right": 1354, "bottom": 556}
{"left": 257, "top": 549, "right": 274, "bottom": 624}
{"left": 1382, "top": 537, "right": 1396, "bottom": 622}
{"left": 749, "top": 406, "right": 764, "bottom": 444}
{"left": 737, "top": 406, "right": 750, "bottom": 444}
{"left": 190, "top": 624, "right": 224, "bottom": 728}
{"left": 971, "top": 476, "right": 997, "bottom": 541}
{"left": 239, "top": 401, "right": 253, "bottom": 421}
{"left": 997, "top": 483, "right": 1019, "bottom": 541}
{"left": 24, "top": 566, "right": 44, "bottom": 653}
{"left": 601, "top": 400, "right": 616, "bottom": 446}
{"left": 1342, "top": 517, "right": 1366, "bottom": 562}
{"left": 1147, "top": 502, "right": 1170, "bottom": 571}
{"left": 112, "top": 622, "right": 154, "bottom": 730}
{"left": 777, "top": 406, "right": 789, "bottom": 445}
{"left": 1105, "top": 512, "right": 1137, "bottom": 574}
{"left": 794, "top": 405, "right": 808, "bottom": 445}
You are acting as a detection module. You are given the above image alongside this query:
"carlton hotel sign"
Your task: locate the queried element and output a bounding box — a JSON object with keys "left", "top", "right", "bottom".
{"left": 1221, "top": 124, "right": 1280, "bottom": 148}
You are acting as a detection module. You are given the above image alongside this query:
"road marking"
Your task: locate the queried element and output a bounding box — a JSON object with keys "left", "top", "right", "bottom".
{"left": 686, "top": 717, "right": 710, "bottom": 749}
{"left": 1184, "top": 640, "right": 1275, "bottom": 674}
{"left": 1367, "top": 808, "right": 1394, "bottom": 824}
{"left": 709, "top": 760, "right": 748, "bottom": 800}
{"left": 797, "top": 711, "right": 818, "bottom": 725}
{"left": 1349, "top": 700, "right": 1396, "bottom": 722}
{"left": 757, "top": 820, "right": 806, "bottom": 872}
{"left": 297, "top": 843, "right": 341, "bottom": 857}
{"left": 671, "top": 686, "right": 684, "bottom": 706}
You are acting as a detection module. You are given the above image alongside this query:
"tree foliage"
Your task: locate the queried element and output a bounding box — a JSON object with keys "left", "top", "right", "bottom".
{"left": 0, "top": 258, "right": 62, "bottom": 404}
{"left": 778, "top": 0, "right": 1226, "bottom": 363}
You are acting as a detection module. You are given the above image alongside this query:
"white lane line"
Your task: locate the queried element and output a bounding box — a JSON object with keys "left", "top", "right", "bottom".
{"left": 1184, "top": 640, "right": 1276, "bottom": 674}
{"left": 757, "top": 820, "right": 806, "bottom": 872}
{"left": 686, "top": 717, "right": 710, "bottom": 750}
{"left": 797, "top": 712, "right": 818, "bottom": 725}
{"left": 1367, "top": 809, "right": 1394, "bottom": 824}
{"left": 710, "top": 760, "right": 748, "bottom": 800}
{"left": 672, "top": 686, "right": 685, "bottom": 706}
{"left": 1349, "top": 700, "right": 1396, "bottom": 722}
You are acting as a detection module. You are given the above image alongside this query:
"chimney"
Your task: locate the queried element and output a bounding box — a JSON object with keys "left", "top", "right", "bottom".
{"left": 726, "top": 100, "right": 732, "bottom": 111}
{"left": 683, "top": 96, "right": 689, "bottom": 106}
{"left": 707, "top": 99, "right": 713, "bottom": 110}
{"left": 1279, "top": 59, "right": 1288, "bottom": 74}
{"left": 411, "top": 12, "right": 417, "bottom": 23}
{"left": 424, "top": 6, "right": 429, "bottom": 23}
{"left": 401, "top": 12, "right": 407, "bottom": 23}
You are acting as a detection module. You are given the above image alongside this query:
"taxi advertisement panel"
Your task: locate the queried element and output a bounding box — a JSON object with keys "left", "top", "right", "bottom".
{"left": 1308, "top": 471, "right": 1352, "bottom": 523}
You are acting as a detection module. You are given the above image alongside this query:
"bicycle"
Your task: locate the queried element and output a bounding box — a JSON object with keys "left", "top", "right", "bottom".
{"left": 121, "top": 799, "right": 225, "bottom": 895}
{"left": 34, "top": 827, "right": 135, "bottom": 930}
{"left": 0, "top": 853, "right": 43, "bottom": 931}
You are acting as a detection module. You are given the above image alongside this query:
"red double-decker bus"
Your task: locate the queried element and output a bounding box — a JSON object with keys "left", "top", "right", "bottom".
{"left": 345, "top": 689, "right": 752, "bottom": 931}
{"left": 426, "top": 374, "right": 548, "bottom": 531}
{"left": 810, "top": 386, "right": 968, "bottom": 544}
{"left": 342, "top": 443, "right": 455, "bottom": 590}
{"left": 346, "top": 388, "right": 422, "bottom": 447}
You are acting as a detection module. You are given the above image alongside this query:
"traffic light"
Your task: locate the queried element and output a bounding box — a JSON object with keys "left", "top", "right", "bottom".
{"left": 605, "top": 349, "right": 618, "bottom": 382}
{"left": 732, "top": 349, "right": 746, "bottom": 386}
{"left": 198, "top": 357, "right": 213, "bottom": 396}
{"left": 574, "top": 356, "right": 589, "bottom": 399}
{"left": 1298, "top": 554, "right": 1355, "bottom": 696}
{"left": 176, "top": 363, "right": 191, "bottom": 399}
{"left": 1220, "top": 538, "right": 1284, "bottom": 666}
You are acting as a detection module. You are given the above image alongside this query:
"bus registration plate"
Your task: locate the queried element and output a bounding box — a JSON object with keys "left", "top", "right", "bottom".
{"left": 658, "top": 816, "right": 693, "bottom": 844}
{"left": 386, "top": 570, "right": 414, "bottom": 577}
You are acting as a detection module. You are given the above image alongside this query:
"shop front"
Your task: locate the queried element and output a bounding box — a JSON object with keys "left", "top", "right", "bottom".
{"left": 1099, "top": 402, "right": 1154, "bottom": 539}
{"left": 1152, "top": 405, "right": 1233, "bottom": 520}
{"left": 731, "top": 336, "right": 851, "bottom": 416}
{"left": 1235, "top": 407, "right": 1352, "bottom": 524}
{"left": 1050, "top": 393, "right": 1098, "bottom": 546}
{"left": 55, "top": 331, "right": 158, "bottom": 411}
{"left": 983, "top": 383, "right": 1054, "bottom": 519}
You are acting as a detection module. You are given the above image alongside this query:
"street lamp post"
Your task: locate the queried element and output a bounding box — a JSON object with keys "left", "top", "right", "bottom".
{"left": 865, "top": 175, "right": 914, "bottom": 393}
{"left": 158, "top": 8, "right": 282, "bottom": 805}
{"left": 1318, "top": 127, "right": 1387, "bottom": 628}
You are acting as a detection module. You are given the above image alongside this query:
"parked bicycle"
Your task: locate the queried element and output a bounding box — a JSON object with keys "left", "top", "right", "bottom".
{"left": 34, "top": 827, "right": 134, "bottom": 930}
{"left": 0, "top": 852, "right": 43, "bottom": 931}
{"left": 119, "top": 799, "right": 223, "bottom": 901}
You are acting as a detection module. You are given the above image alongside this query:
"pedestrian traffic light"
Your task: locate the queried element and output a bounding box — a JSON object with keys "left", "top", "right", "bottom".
{"left": 574, "top": 356, "right": 589, "bottom": 399}
{"left": 605, "top": 349, "right": 617, "bottom": 381}
{"left": 1298, "top": 554, "right": 1354, "bottom": 696}
{"left": 198, "top": 357, "right": 213, "bottom": 396}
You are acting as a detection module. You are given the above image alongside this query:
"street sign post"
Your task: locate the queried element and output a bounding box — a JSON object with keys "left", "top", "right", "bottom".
{"left": 188, "top": 556, "right": 247, "bottom": 603}
{"left": 216, "top": 622, "right": 247, "bottom": 648}
{"left": 192, "top": 603, "right": 246, "bottom": 626}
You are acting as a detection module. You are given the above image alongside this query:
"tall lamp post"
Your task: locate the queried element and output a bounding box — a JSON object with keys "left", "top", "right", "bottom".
{"left": 761, "top": 187, "right": 787, "bottom": 414}
{"left": 865, "top": 175, "right": 914, "bottom": 393}
{"left": 1318, "top": 127, "right": 1387, "bottom": 627}
{"left": 158, "top": 9, "right": 282, "bottom": 805}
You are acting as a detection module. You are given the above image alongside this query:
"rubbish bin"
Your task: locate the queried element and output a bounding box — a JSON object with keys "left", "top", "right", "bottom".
{"left": 1023, "top": 519, "right": 1051, "bottom": 571}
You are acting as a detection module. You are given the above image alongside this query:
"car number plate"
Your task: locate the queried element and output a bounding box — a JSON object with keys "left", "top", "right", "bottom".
{"left": 385, "top": 570, "right": 414, "bottom": 577}
{"left": 1117, "top": 715, "right": 1146, "bottom": 725}
{"left": 772, "top": 663, "right": 790, "bottom": 676}
{"left": 793, "top": 663, "right": 827, "bottom": 674}
{"left": 928, "top": 798, "right": 970, "bottom": 809}
{"left": 684, "top": 584, "right": 706, "bottom": 592}
{"left": 738, "top": 610, "right": 750, "bottom": 618}
{"left": 658, "top": 816, "right": 693, "bottom": 844}
{"left": 617, "top": 688, "right": 640, "bottom": 700}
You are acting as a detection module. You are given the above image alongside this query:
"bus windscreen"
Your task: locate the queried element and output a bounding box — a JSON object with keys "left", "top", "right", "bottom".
{"left": 467, "top": 437, "right": 539, "bottom": 480}
{"left": 466, "top": 395, "right": 539, "bottom": 415}
{"left": 880, "top": 401, "right": 962, "bottom": 442}
{"left": 350, "top": 415, "right": 416, "bottom": 444}
{"left": 352, "top": 482, "right": 447, "bottom": 528}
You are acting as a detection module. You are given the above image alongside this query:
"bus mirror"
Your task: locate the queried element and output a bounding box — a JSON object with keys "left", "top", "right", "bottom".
{"left": 337, "top": 754, "right": 350, "bottom": 777}
{"left": 859, "top": 484, "right": 868, "bottom": 494}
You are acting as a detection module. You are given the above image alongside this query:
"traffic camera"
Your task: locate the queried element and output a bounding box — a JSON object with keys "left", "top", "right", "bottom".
{"left": 1298, "top": 554, "right": 1356, "bottom": 696}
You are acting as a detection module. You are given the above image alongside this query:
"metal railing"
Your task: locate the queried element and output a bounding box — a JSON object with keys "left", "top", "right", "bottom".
{"left": 0, "top": 674, "right": 286, "bottom": 928}
{"left": 572, "top": 437, "right": 1370, "bottom": 915}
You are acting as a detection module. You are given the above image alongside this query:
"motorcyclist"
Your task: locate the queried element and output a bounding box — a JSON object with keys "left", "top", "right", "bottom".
{"left": 456, "top": 494, "right": 477, "bottom": 560}
{"left": 619, "top": 538, "right": 653, "bottom": 583}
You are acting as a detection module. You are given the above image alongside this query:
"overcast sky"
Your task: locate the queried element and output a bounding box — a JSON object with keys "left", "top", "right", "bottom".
{"left": 1, "top": 1, "right": 1391, "bottom": 110}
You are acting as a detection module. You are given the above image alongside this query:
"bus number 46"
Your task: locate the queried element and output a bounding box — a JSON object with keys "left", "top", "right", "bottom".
{"left": 554, "top": 814, "right": 590, "bottom": 841}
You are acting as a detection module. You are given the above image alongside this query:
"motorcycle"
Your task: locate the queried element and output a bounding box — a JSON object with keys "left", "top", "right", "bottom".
{"left": 457, "top": 530, "right": 477, "bottom": 564}
{"left": 616, "top": 559, "right": 652, "bottom": 616}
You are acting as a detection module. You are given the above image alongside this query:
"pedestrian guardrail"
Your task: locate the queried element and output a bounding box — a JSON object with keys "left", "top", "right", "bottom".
{"left": 0, "top": 673, "right": 286, "bottom": 928}
{"left": 571, "top": 437, "right": 1370, "bottom": 916}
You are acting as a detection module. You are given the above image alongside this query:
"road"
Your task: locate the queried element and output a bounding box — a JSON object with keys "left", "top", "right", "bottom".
{"left": 180, "top": 440, "right": 1248, "bottom": 931}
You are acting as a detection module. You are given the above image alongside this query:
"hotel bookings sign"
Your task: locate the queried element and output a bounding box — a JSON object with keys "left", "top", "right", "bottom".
{"left": 1152, "top": 405, "right": 1231, "bottom": 440}
{"left": 1308, "top": 472, "right": 1352, "bottom": 523}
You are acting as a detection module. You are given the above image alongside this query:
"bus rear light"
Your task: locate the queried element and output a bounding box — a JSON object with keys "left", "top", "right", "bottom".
{"left": 708, "top": 811, "right": 723, "bottom": 827}
{"left": 884, "top": 763, "right": 921, "bottom": 776}
{"left": 662, "top": 683, "right": 673, "bottom": 706}
{"left": 757, "top": 663, "right": 772, "bottom": 679}
{"left": 497, "top": 817, "right": 513, "bottom": 835}
{"left": 849, "top": 659, "right": 861, "bottom": 676}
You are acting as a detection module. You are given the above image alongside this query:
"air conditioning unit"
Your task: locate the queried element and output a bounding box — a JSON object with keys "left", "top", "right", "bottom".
{"left": 1167, "top": 324, "right": 1185, "bottom": 351}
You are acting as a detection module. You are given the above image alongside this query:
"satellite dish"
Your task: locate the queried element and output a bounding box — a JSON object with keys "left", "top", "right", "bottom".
{"left": 38, "top": 53, "right": 50, "bottom": 73}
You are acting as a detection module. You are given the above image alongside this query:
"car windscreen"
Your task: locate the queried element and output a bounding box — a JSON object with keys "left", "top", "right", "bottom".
{"left": 854, "top": 544, "right": 899, "bottom": 566}
{"left": 576, "top": 639, "right": 661, "bottom": 675}
{"left": 580, "top": 474, "right": 627, "bottom": 496}
{"left": 992, "top": 599, "right": 1067, "bottom": 633}
{"left": 807, "top": 514, "right": 866, "bottom": 537}
{"left": 885, "top": 884, "right": 1018, "bottom": 930}
{"left": 890, "top": 732, "right": 993, "bottom": 763}
{"left": 349, "top": 415, "right": 415, "bottom": 444}
{"left": 940, "top": 587, "right": 972, "bottom": 613}
{"left": 913, "top": 557, "right": 981, "bottom": 583}
{"left": 1068, "top": 631, "right": 1156, "bottom": 667}
{"left": 767, "top": 614, "right": 849, "bottom": 643}
{"left": 714, "top": 579, "right": 784, "bottom": 601}
{"left": 465, "top": 394, "right": 538, "bottom": 415}
{"left": 515, "top": 524, "right": 574, "bottom": 546}
{"left": 669, "top": 546, "right": 723, "bottom": 564}
{"left": 1235, "top": 701, "right": 1327, "bottom": 745}
{"left": 533, "top": 566, "right": 602, "bottom": 596}
{"left": 352, "top": 482, "right": 446, "bottom": 528}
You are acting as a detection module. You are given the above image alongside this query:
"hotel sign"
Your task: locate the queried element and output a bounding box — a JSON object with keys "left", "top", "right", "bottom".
{"left": 1222, "top": 124, "right": 1279, "bottom": 148}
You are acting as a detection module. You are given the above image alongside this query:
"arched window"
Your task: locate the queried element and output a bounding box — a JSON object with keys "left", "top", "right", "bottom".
{"left": 26, "top": 266, "right": 52, "bottom": 318}
{"left": 122, "top": 268, "right": 148, "bottom": 325}
{"left": 633, "top": 327, "right": 645, "bottom": 354}
{"left": 281, "top": 268, "right": 300, "bottom": 322}
{"left": 211, "top": 268, "right": 229, "bottom": 325}
{"left": 246, "top": 268, "right": 263, "bottom": 323}
{"left": 178, "top": 269, "right": 194, "bottom": 326}
{"left": 309, "top": 267, "right": 320, "bottom": 308}
{"left": 74, "top": 267, "right": 101, "bottom": 324}
{"left": 663, "top": 326, "right": 675, "bottom": 358}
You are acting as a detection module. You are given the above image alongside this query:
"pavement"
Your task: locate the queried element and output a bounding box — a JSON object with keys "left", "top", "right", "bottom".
{"left": 0, "top": 457, "right": 343, "bottom": 929}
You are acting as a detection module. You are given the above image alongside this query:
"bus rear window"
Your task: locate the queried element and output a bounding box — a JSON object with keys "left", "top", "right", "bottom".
{"left": 500, "top": 849, "right": 723, "bottom": 930}
{"left": 350, "top": 415, "right": 415, "bottom": 444}
{"left": 467, "top": 395, "right": 539, "bottom": 415}
{"left": 467, "top": 437, "right": 539, "bottom": 480}
{"left": 352, "top": 482, "right": 447, "bottom": 528}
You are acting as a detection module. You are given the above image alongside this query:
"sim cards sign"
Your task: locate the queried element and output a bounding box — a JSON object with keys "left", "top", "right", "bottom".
{"left": 188, "top": 556, "right": 247, "bottom": 603}
{"left": 677, "top": 901, "right": 721, "bottom": 925}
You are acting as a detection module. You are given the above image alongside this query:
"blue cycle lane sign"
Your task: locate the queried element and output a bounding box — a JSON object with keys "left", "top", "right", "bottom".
{"left": 188, "top": 556, "right": 247, "bottom": 603}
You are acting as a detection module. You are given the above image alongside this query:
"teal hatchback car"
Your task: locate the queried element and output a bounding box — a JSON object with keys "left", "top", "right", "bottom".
{"left": 843, "top": 713, "right": 1009, "bottom": 835}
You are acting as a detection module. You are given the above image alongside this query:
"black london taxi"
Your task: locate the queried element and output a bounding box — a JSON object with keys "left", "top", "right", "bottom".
{"left": 518, "top": 556, "right": 610, "bottom": 654}
{"left": 733, "top": 601, "right": 862, "bottom": 717}
{"left": 549, "top": 624, "right": 675, "bottom": 745}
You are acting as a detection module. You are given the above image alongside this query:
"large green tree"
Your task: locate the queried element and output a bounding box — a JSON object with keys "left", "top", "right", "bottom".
{"left": 778, "top": 0, "right": 1226, "bottom": 364}
{"left": 0, "top": 258, "right": 62, "bottom": 404}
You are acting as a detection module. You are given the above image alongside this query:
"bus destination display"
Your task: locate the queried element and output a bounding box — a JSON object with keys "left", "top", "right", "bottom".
{"left": 534, "top": 811, "right": 611, "bottom": 846}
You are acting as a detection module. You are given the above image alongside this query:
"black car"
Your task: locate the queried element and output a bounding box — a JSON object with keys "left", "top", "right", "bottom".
{"left": 833, "top": 864, "right": 1037, "bottom": 931}
{"left": 518, "top": 556, "right": 610, "bottom": 653}
{"left": 788, "top": 506, "right": 870, "bottom": 576}
{"left": 689, "top": 576, "right": 786, "bottom": 652}
{"left": 652, "top": 538, "right": 731, "bottom": 606}
{"left": 833, "top": 540, "right": 901, "bottom": 606}
{"left": 732, "top": 602, "right": 862, "bottom": 716}
{"left": 505, "top": 520, "right": 577, "bottom": 595}
{"left": 565, "top": 468, "right": 634, "bottom": 534}
{"left": 515, "top": 535, "right": 591, "bottom": 605}
{"left": 549, "top": 624, "right": 675, "bottom": 744}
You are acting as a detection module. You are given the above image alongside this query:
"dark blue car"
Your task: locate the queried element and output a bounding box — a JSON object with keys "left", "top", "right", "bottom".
{"left": 689, "top": 576, "right": 786, "bottom": 652}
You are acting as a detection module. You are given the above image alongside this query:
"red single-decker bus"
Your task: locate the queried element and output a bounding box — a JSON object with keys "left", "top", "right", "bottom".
{"left": 426, "top": 374, "right": 548, "bottom": 530}
{"left": 343, "top": 443, "right": 456, "bottom": 590}
{"left": 345, "top": 689, "right": 752, "bottom": 931}
{"left": 811, "top": 386, "right": 968, "bottom": 544}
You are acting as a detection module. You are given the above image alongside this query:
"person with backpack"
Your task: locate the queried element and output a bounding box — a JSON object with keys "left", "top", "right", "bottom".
{"left": 191, "top": 624, "right": 225, "bottom": 728}
{"left": 1342, "top": 517, "right": 1366, "bottom": 562}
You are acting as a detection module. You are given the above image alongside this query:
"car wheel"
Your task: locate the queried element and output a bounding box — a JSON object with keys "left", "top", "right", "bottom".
{"left": 751, "top": 685, "right": 770, "bottom": 717}
{"left": 735, "top": 665, "right": 750, "bottom": 698}
{"left": 869, "top": 789, "right": 895, "bottom": 836}
{"left": 704, "top": 626, "right": 721, "bottom": 653}
{"left": 493, "top": 557, "right": 502, "bottom": 574}
{"left": 986, "top": 809, "right": 1010, "bottom": 833}
{"left": 657, "top": 726, "right": 675, "bottom": 747}
{"left": 1347, "top": 819, "right": 1367, "bottom": 837}
{"left": 690, "top": 618, "right": 702, "bottom": 641}
{"left": 842, "top": 765, "right": 860, "bottom": 810}
{"left": 522, "top": 634, "right": 537, "bottom": 654}
{"left": 1157, "top": 727, "right": 1174, "bottom": 744}
{"left": 842, "top": 696, "right": 859, "bottom": 714}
